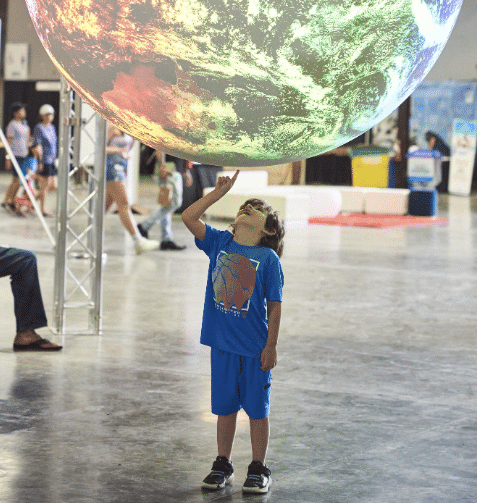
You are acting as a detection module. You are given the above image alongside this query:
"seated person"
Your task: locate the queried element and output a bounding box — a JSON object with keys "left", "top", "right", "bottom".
{"left": 0, "top": 246, "right": 62, "bottom": 351}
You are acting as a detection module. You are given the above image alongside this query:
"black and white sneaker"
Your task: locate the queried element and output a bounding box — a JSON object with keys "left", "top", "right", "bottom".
{"left": 137, "top": 223, "right": 148, "bottom": 239}
{"left": 201, "top": 456, "right": 234, "bottom": 490}
{"left": 242, "top": 460, "right": 272, "bottom": 493}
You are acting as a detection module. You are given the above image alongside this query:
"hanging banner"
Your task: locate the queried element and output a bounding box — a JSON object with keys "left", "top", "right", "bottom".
{"left": 448, "top": 120, "right": 477, "bottom": 196}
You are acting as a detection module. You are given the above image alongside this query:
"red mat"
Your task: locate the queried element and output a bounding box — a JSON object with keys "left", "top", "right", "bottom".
{"left": 308, "top": 213, "right": 449, "bottom": 228}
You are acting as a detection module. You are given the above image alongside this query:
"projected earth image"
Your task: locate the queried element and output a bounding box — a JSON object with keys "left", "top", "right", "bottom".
{"left": 25, "top": 0, "right": 462, "bottom": 166}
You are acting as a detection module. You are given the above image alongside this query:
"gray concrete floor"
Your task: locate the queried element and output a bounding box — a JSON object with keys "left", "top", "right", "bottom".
{"left": 1, "top": 172, "right": 476, "bottom": 503}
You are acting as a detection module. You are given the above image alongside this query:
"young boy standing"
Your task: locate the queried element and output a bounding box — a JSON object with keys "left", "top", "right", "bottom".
{"left": 181, "top": 170, "right": 285, "bottom": 494}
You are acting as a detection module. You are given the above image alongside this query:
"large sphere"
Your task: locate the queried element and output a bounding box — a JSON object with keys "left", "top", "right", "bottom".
{"left": 26, "top": 0, "right": 462, "bottom": 166}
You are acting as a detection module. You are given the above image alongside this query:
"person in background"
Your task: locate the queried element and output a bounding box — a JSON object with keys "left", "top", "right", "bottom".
{"left": 105, "top": 124, "right": 159, "bottom": 254}
{"left": 137, "top": 150, "right": 187, "bottom": 250}
{"left": 2, "top": 102, "right": 30, "bottom": 216}
{"left": 20, "top": 143, "right": 42, "bottom": 179}
{"left": 14, "top": 144, "right": 42, "bottom": 215}
{"left": 0, "top": 246, "right": 62, "bottom": 351}
{"left": 178, "top": 160, "right": 222, "bottom": 212}
{"left": 425, "top": 131, "right": 451, "bottom": 193}
{"left": 34, "top": 104, "right": 58, "bottom": 217}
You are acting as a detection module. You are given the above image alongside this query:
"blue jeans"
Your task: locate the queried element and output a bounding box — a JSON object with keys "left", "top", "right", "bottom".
{"left": 140, "top": 172, "right": 183, "bottom": 242}
{"left": 0, "top": 247, "right": 48, "bottom": 333}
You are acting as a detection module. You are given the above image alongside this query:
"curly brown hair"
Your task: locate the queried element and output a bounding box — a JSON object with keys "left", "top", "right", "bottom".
{"left": 231, "top": 198, "right": 285, "bottom": 257}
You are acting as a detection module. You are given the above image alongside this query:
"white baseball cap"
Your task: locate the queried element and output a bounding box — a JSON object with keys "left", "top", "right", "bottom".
{"left": 39, "top": 104, "right": 55, "bottom": 115}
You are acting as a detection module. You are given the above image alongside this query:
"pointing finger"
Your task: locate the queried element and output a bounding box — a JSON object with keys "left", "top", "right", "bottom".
{"left": 231, "top": 170, "right": 240, "bottom": 183}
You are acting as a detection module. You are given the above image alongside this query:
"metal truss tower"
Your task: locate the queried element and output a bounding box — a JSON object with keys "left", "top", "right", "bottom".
{"left": 53, "top": 79, "right": 107, "bottom": 335}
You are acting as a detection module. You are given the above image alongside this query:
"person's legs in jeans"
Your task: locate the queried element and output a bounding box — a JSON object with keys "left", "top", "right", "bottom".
{"left": 160, "top": 211, "right": 174, "bottom": 242}
{"left": 141, "top": 172, "right": 183, "bottom": 242}
{"left": 0, "top": 247, "right": 48, "bottom": 333}
{"left": 141, "top": 205, "right": 169, "bottom": 233}
{"left": 0, "top": 247, "right": 62, "bottom": 349}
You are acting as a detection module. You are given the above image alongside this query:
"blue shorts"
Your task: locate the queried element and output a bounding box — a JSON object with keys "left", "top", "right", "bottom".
{"left": 11, "top": 157, "right": 26, "bottom": 178}
{"left": 38, "top": 163, "right": 57, "bottom": 178}
{"left": 211, "top": 348, "right": 272, "bottom": 419}
{"left": 106, "top": 156, "right": 127, "bottom": 182}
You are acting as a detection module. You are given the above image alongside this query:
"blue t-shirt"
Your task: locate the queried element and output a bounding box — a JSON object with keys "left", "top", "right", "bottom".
{"left": 20, "top": 157, "right": 38, "bottom": 177}
{"left": 196, "top": 225, "right": 284, "bottom": 358}
{"left": 33, "top": 123, "right": 57, "bottom": 165}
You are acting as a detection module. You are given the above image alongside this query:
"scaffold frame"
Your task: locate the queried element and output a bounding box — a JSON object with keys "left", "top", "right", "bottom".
{"left": 53, "top": 79, "right": 107, "bottom": 335}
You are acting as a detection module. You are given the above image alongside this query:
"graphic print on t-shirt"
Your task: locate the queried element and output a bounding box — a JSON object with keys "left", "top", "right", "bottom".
{"left": 212, "top": 252, "right": 258, "bottom": 316}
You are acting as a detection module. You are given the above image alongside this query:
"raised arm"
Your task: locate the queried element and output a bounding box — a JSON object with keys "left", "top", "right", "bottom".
{"left": 181, "top": 169, "right": 239, "bottom": 242}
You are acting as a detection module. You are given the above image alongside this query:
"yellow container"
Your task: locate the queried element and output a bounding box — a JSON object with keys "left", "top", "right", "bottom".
{"left": 349, "top": 147, "right": 391, "bottom": 188}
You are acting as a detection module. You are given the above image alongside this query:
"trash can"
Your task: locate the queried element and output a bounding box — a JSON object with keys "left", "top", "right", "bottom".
{"left": 348, "top": 146, "right": 391, "bottom": 188}
{"left": 406, "top": 149, "right": 442, "bottom": 188}
{"left": 406, "top": 149, "right": 443, "bottom": 217}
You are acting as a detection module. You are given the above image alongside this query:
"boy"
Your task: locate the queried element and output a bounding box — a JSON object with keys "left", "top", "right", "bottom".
{"left": 181, "top": 170, "right": 285, "bottom": 494}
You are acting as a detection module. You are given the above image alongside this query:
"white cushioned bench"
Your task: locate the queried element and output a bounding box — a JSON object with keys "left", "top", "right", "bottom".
{"left": 336, "top": 186, "right": 367, "bottom": 213}
{"left": 203, "top": 187, "right": 311, "bottom": 221}
{"left": 335, "top": 187, "right": 410, "bottom": 215}
{"left": 202, "top": 171, "right": 410, "bottom": 221}
{"left": 363, "top": 188, "right": 410, "bottom": 215}
{"left": 203, "top": 171, "right": 342, "bottom": 222}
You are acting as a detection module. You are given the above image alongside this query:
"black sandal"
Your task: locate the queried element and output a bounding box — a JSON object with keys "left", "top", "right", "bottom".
{"left": 13, "top": 338, "right": 63, "bottom": 352}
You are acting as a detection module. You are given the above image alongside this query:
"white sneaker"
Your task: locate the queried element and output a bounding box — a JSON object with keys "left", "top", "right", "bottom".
{"left": 135, "top": 237, "right": 159, "bottom": 254}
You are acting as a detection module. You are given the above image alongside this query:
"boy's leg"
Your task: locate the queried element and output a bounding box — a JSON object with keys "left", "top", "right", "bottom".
{"left": 203, "top": 349, "right": 240, "bottom": 490}
{"left": 240, "top": 356, "right": 272, "bottom": 493}
{"left": 217, "top": 412, "right": 238, "bottom": 460}
{"left": 211, "top": 349, "right": 241, "bottom": 458}
{"left": 241, "top": 355, "right": 272, "bottom": 463}
{"left": 210, "top": 348, "right": 240, "bottom": 459}
{"left": 245, "top": 415, "right": 272, "bottom": 494}
{"left": 249, "top": 416, "right": 269, "bottom": 464}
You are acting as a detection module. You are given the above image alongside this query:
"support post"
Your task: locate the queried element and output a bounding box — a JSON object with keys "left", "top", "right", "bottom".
{"left": 53, "top": 78, "right": 106, "bottom": 335}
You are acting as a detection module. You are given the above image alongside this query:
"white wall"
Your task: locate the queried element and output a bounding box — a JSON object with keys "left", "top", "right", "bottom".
{"left": 425, "top": 0, "right": 477, "bottom": 81}
{"left": 6, "top": 0, "right": 59, "bottom": 81}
